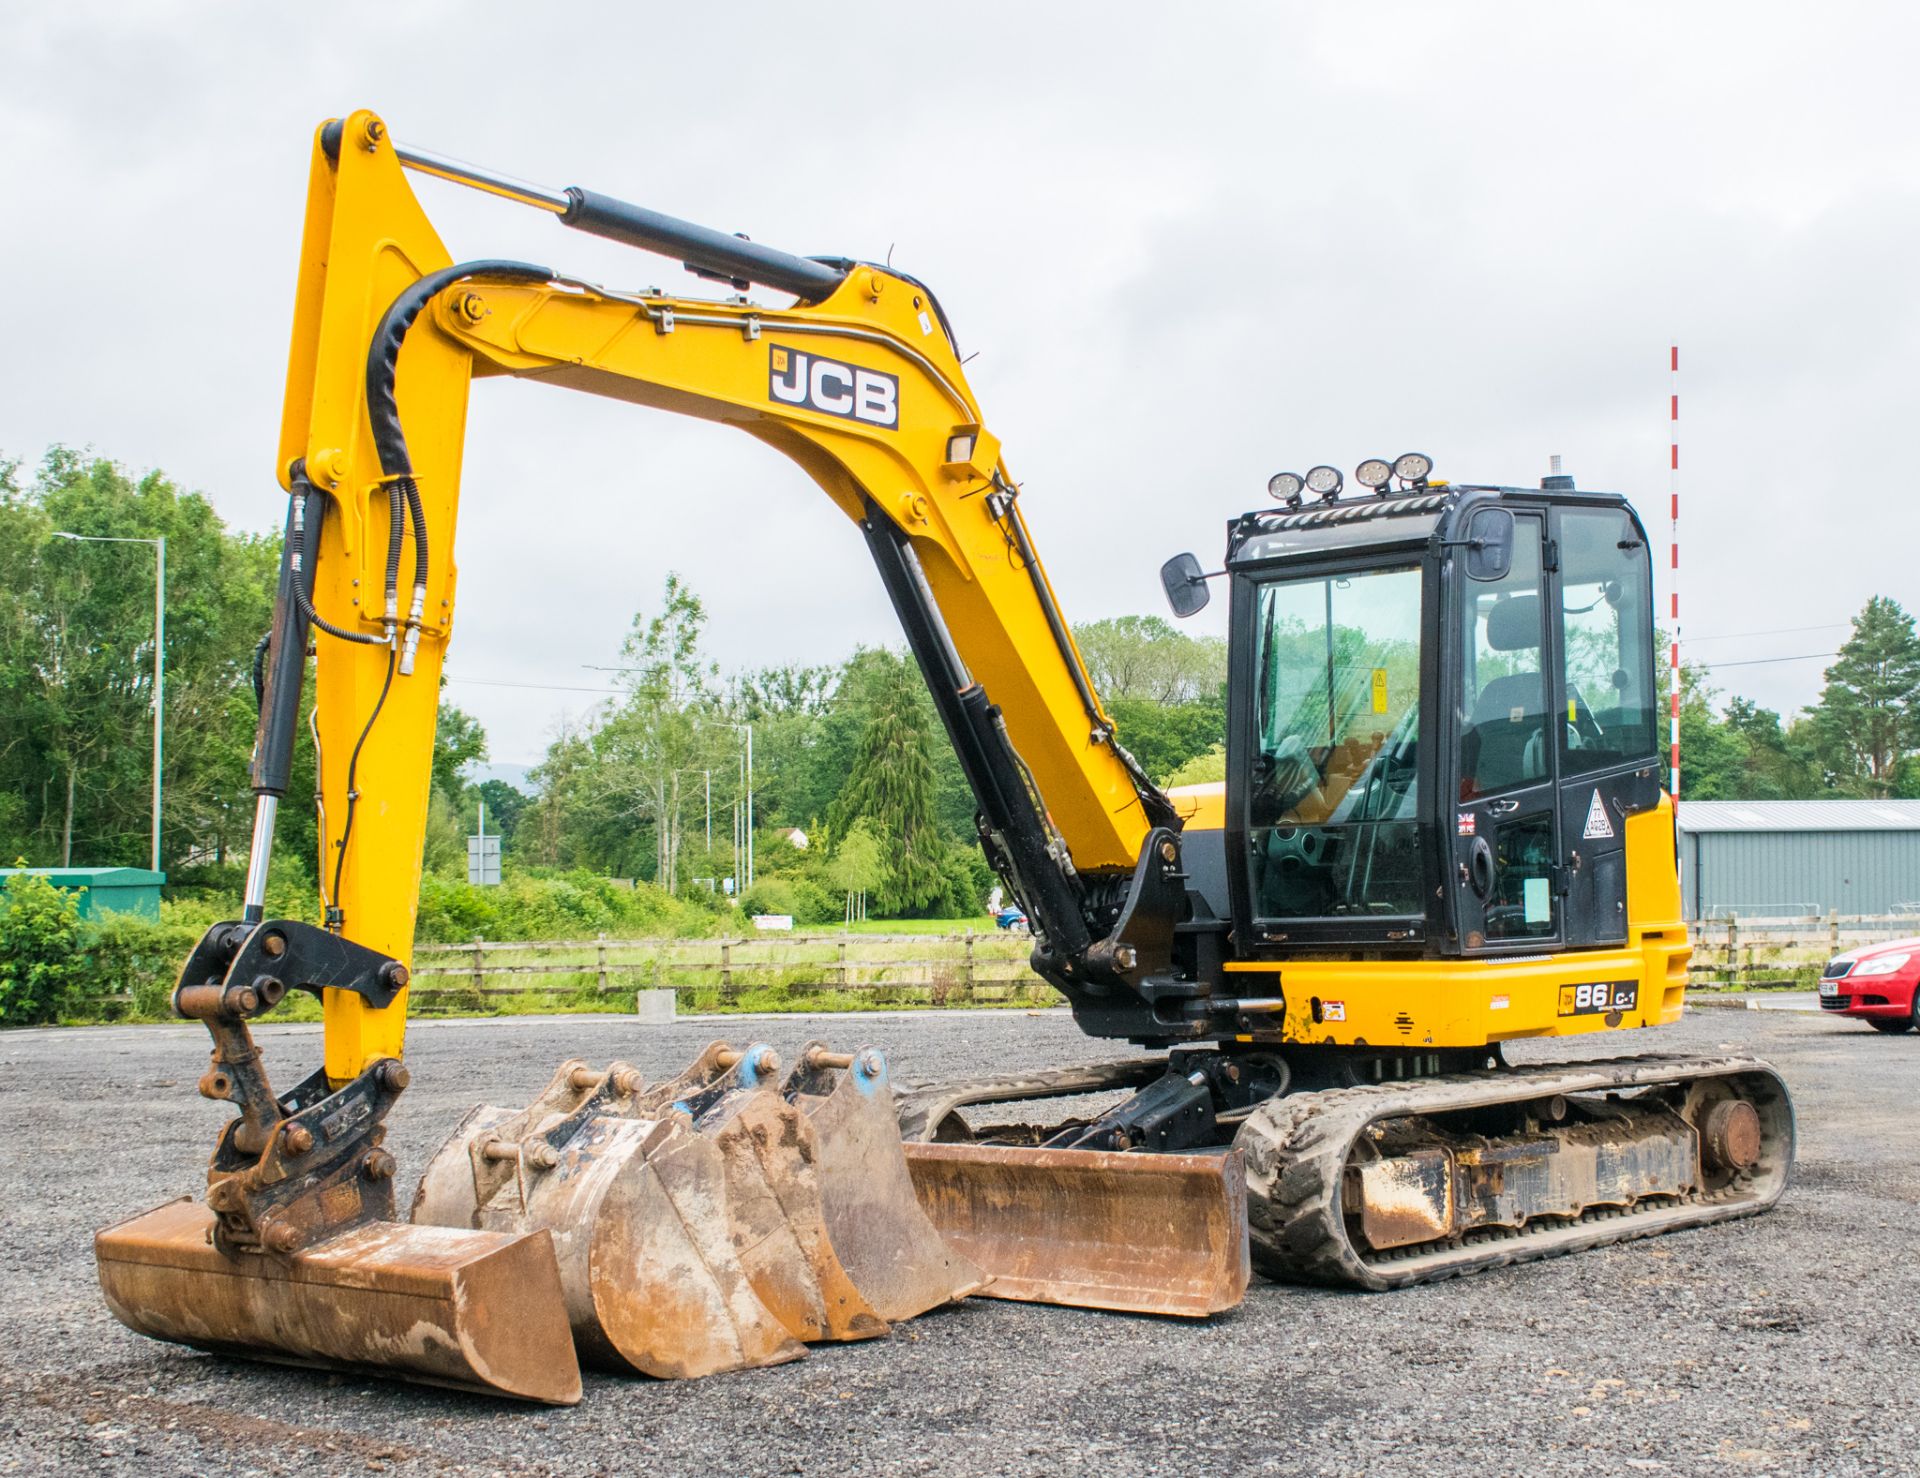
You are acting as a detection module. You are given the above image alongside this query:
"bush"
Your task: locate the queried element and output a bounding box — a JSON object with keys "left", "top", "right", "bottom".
{"left": 86, "top": 910, "right": 204, "bottom": 1019}
{"left": 738, "top": 878, "right": 799, "bottom": 919}
{"left": 415, "top": 869, "right": 720, "bottom": 943}
{"left": 787, "top": 878, "right": 841, "bottom": 926}
{"left": 0, "top": 874, "right": 86, "bottom": 1025}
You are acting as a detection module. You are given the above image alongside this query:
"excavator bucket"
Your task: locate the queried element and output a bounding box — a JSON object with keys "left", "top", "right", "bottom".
{"left": 690, "top": 1087, "right": 890, "bottom": 1344}
{"left": 96, "top": 1198, "right": 582, "bottom": 1403}
{"left": 412, "top": 1057, "right": 803, "bottom": 1378}
{"left": 781, "top": 1043, "right": 990, "bottom": 1321}
{"left": 414, "top": 1041, "right": 988, "bottom": 1380}
{"left": 902, "top": 1143, "right": 1250, "bottom": 1317}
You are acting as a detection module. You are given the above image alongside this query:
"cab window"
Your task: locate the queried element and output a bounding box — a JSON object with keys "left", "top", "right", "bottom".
{"left": 1556, "top": 508, "right": 1656, "bottom": 773}
{"left": 1459, "top": 535, "right": 1548, "bottom": 799}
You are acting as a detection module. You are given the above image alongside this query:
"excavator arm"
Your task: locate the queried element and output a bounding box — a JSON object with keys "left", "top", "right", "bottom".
{"left": 272, "top": 109, "right": 1185, "bottom": 1086}
{"left": 94, "top": 110, "right": 1243, "bottom": 1406}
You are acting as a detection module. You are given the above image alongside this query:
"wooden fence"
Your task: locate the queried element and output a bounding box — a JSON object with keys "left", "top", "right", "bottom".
{"left": 403, "top": 930, "right": 1051, "bottom": 1011}
{"left": 1686, "top": 912, "right": 1920, "bottom": 988}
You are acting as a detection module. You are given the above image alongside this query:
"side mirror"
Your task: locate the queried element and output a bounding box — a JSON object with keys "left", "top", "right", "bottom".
{"left": 1464, "top": 507, "right": 1515, "bottom": 583}
{"left": 1160, "top": 552, "right": 1210, "bottom": 617}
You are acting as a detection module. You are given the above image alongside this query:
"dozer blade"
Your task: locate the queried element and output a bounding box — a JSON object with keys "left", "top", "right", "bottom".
{"left": 783, "top": 1043, "right": 990, "bottom": 1322}
{"left": 95, "top": 1197, "right": 581, "bottom": 1404}
{"left": 901, "top": 1142, "right": 1250, "bottom": 1317}
{"left": 412, "top": 1060, "right": 803, "bottom": 1379}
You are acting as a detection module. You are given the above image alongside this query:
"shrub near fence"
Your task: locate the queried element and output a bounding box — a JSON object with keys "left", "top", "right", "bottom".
{"left": 1687, "top": 913, "right": 1920, "bottom": 990}
{"left": 406, "top": 930, "right": 1053, "bottom": 1015}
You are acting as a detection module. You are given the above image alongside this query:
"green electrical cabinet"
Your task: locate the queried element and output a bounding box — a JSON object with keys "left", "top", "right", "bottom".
{"left": 0, "top": 867, "right": 166, "bottom": 920}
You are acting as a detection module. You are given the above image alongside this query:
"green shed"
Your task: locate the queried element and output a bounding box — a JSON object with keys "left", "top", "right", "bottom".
{"left": 0, "top": 867, "right": 166, "bottom": 920}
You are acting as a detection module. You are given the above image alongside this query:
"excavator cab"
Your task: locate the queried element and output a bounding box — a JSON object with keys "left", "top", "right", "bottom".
{"left": 1212, "top": 475, "right": 1663, "bottom": 962}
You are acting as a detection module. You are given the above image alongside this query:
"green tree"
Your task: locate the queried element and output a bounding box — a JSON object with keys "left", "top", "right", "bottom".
{"left": 475, "top": 779, "right": 530, "bottom": 849}
{"left": 829, "top": 818, "right": 885, "bottom": 922}
{"left": 432, "top": 701, "right": 488, "bottom": 799}
{"left": 532, "top": 575, "right": 741, "bottom": 890}
{"left": 0, "top": 448, "right": 279, "bottom": 872}
{"left": 1073, "top": 615, "right": 1226, "bottom": 703}
{"left": 1812, "top": 596, "right": 1920, "bottom": 795}
{"left": 831, "top": 660, "right": 946, "bottom": 914}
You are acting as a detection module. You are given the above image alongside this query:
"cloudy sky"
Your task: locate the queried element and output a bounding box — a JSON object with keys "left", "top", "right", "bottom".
{"left": 3, "top": 2, "right": 1913, "bottom": 764}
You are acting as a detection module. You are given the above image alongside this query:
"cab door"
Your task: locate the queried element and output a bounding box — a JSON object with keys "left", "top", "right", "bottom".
{"left": 1450, "top": 511, "right": 1562, "bottom": 951}
{"left": 1551, "top": 503, "right": 1662, "bottom": 949}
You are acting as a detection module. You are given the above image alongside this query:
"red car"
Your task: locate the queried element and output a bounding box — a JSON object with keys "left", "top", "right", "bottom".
{"left": 1819, "top": 937, "right": 1920, "bottom": 1033}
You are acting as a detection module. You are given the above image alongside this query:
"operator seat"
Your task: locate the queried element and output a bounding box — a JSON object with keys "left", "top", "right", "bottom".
{"left": 1461, "top": 594, "right": 1547, "bottom": 798}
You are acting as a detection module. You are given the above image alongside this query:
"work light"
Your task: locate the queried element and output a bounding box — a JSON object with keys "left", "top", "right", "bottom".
{"left": 1268, "top": 472, "right": 1305, "bottom": 507}
{"left": 1355, "top": 458, "right": 1393, "bottom": 492}
{"left": 1305, "top": 465, "right": 1343, "bottom": 501}
{"left": 1393, "top": 452, "right": 1433, "bottom": 485}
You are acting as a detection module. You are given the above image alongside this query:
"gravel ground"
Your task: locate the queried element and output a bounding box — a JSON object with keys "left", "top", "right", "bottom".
{"left": 0, "top": 1005, "right": 1911, "bottom": 1476}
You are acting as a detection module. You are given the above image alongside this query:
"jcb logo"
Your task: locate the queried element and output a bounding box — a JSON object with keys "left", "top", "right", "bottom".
{"left": 769, "top": 344, "right": 898, "bottom": 428}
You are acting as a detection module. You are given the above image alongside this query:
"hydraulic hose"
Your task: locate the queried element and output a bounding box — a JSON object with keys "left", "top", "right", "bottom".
{"left": 363, "top": 260, "right": 551, "bottom": 673}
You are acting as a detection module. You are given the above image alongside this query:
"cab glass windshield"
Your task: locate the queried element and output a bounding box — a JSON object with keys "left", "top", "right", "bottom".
{"left": 1248, "top": 565, "right": 1424, "bottom": 921}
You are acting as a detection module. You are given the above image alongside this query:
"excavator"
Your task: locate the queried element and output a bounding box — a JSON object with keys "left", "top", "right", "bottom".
{"left": 95, "top": 111, "right": 1794, "bottom": 1402}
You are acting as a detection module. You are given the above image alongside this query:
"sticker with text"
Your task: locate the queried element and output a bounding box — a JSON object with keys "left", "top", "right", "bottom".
{"left": 1558, "top": 980, "right": 1636, "bottom": 1017}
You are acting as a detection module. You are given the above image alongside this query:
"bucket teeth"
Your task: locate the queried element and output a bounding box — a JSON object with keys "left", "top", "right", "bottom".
{"left": 781, "top": 1041, "right": 991, "bottom": 1322}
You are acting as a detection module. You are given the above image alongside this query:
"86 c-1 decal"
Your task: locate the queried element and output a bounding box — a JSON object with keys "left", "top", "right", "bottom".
{"left": 1559, "top": 980, "right": 1637, "bottom": 1017}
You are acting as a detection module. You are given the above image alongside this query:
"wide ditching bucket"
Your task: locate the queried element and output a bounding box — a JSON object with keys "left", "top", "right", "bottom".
{"left": 96, "top": 1199, "right": 582, "bottom": 1403}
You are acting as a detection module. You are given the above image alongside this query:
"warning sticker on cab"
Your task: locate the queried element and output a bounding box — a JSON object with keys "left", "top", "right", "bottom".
{"left": 1559, "top": 980, "right": 1637, "bottom": 1017}
{"left": 1371, "top": 668, "right": 1388, "bottom": 713}
{"left": 1582, "top": 789, "right": 1615, "bottom": 840}
{"left": 1322, "top": 1000, "right": 1346, "bottom": 1022}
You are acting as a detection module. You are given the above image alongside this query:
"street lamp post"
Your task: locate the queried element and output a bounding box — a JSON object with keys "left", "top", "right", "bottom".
{"left": 51, "top": 532, "right": 165, "bottom": 873}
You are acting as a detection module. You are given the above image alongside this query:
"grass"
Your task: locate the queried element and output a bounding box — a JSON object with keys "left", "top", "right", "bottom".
{"left": 836, "top": 916, "right": 1000, "bottom": 935}
{"left": 60, "top": 923, "right": 1056, "bottom": 1025}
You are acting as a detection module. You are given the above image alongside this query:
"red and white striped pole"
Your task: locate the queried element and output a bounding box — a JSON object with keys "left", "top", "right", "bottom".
{"left": 1669, "top": 344, "right": 1681, "bottom": 805}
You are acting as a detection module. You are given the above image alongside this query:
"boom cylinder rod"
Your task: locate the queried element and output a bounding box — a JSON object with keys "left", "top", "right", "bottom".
{"left": 241, "top": 794, "right": 277, "bottom": 924}
{"left": 372, "top": 134, "right": 849, "bottom": 301}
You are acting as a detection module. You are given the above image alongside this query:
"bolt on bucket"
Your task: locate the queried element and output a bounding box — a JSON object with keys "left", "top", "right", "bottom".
{"left": 901, "top": 1143, "right": 1250, "bottom": 1317}
{"left": 96, "top": 1198, "right": 582, "bottom": 1403}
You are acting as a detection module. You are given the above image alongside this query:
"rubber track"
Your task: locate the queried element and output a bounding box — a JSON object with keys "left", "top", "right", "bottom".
{"left": 1234, "top": 1053, "right": 1794, "bottom": 1291}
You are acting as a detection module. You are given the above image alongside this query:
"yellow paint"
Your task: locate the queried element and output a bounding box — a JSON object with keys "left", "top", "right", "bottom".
{"left": 1164, "top": 782, "right": 1225, "bottom": 831}
{"left": 1221, "top": 795, "right": 1691, "bottom": 1049}
{"left": 283, "top": 111, "right": 1150, "bottom": 1081}
{"left": 278, "top": 111, "right": 1693, "bottom": 1084}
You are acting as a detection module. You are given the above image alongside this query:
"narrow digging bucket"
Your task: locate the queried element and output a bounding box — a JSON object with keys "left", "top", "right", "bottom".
{"left": 902, "top": 1143, "right": 1250, "bottom": 1317}
{"left": 412, "top": 1061, "right": 804, "bottom": 1379}
{"left": 784, "top": 1044, "right": 990, "bottom": 1322}
{"left": 697, "top": 1090, "right": 889, "bottom": 1344}
{"left": 95, "top": 1198, "right": 582, "bottom": 1403}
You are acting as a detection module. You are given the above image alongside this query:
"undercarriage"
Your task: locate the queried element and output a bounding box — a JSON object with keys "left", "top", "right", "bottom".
{"left": 895, "top": 1048, "right": 1794, "bottom": 1292}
